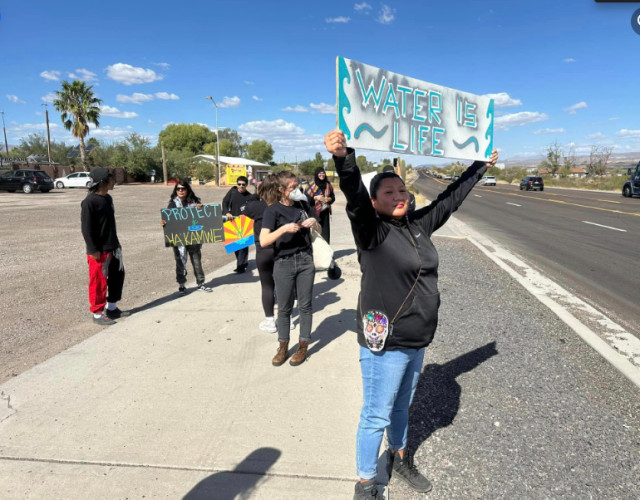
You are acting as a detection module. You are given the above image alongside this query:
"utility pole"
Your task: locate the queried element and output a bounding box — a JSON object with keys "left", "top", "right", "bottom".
{"left": 42, "top": 104, "right": 52, "bottom": 163}
{"left": 161, "top": 142, "right": 168, "bottom": 186}
{"left": 1, "top": 111, "right": 8, "bottom": 155}
{"left": 205, "top": 96, "right": 221, "bottom": 186}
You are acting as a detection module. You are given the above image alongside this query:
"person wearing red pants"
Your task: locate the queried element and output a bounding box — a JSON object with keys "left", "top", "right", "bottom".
{"left": 81, "top": 167, "right": 129, "bottom": 325}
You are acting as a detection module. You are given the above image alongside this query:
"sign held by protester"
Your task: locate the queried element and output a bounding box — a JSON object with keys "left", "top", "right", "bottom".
{"left": 223, "top": 215, "right": 255, "bottom": 254}
{"left": 336, "top": 57, "right": 494, "bottom": 161}
{"left": 161, "top": 203, "right": 225, "bottom": 247}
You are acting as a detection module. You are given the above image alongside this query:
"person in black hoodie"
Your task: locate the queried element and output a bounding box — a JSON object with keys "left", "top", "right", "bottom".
{"left": 81, "top": 167, "right": 129, "bottom": 325}
{"left": 324, "top": 129, "right": 498, "bottom": 499}
{"left": 222, "top": 175, "right": 253, "bottom": 273}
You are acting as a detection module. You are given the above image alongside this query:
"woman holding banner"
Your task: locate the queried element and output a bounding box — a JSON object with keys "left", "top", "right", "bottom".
{"left": 260, "top": 171, "right": 320, "bottom": 367}
{"left": 161, "top": 179, "right": 212, "bottom": 295}
{"left": 306, "top": 166, "right": 335, "bottom": 243}
{"left": 324, "top": 129, "right": 497, "bottom": 499}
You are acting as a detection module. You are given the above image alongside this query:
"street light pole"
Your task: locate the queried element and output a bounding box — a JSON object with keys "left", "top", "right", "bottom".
{"left": 1, "top": 111, "right": 8, "bottom": 155}
{"left": 205, "top": 96, "right": 221, "bottom": 186}
{"left": 42, "top": 104, "right": 52, "bottom": 163}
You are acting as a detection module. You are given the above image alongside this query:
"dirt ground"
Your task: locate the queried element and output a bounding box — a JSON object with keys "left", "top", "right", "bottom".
{"left": 0, "top": 184, "right": 238, "bottom": 384}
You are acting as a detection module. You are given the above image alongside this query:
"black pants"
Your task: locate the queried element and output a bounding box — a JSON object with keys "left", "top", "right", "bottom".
{"left": 255, "top": 246, "right": 275, "bottom": 317}
{"left": 317, "top": 209, "right": 331, "bottom": 244}
{"left": 235, "top": 247, "right": 249, "bottom": 270}
{"left": 173, "top": 245, "right": 205, "bottom": 286}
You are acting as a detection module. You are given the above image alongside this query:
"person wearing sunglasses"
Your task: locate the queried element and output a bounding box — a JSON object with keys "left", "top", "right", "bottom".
{"left": 161, "top": 179, "right": 212, "bottom": 295}
{"left": 222, "top": 175, "right": 253, "bottom": 273}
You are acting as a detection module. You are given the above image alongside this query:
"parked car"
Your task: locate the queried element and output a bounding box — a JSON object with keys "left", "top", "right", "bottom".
{"left": 479, "top": 175, "right": 496, "bottom": 186}
{"left": 0, "top": 169, "right": 54, "bottom": 193}
{"left": 520, "top": 176, "right": 544, "bottom": 191}
{"left": 54, "top": 171, "right": 93, "bottom": 189}
{"left": 444, "top": 174, "right": 453, "bottom": 181}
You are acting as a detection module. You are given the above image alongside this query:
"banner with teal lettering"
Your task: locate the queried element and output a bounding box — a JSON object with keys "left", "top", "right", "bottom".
{"left": 161, "top": 203, "right": 225, "bottom": 247}
{"left": 336, "top": 57, "right": 494, "bottom": 161}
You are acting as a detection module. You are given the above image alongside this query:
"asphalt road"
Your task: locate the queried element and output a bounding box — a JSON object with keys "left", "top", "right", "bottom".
{"left": 413, "top": 172, "right": 640, "bottom": 340}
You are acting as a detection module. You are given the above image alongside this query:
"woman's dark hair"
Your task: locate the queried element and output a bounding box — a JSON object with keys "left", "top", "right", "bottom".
{"left": 369, "top": 172, "right": 404, "bottom": 199}
{"left": 170, "top": 178, "right": 200, "bottom": 204}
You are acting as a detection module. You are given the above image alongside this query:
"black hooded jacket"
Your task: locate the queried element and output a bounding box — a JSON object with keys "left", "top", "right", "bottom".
{"left": 334, "top": 148, "right": 486, "bottom": 350}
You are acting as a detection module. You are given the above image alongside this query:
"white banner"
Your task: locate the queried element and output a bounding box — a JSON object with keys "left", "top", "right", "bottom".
{"left": 336, "top": 57, "right": 494, "bottom": 161}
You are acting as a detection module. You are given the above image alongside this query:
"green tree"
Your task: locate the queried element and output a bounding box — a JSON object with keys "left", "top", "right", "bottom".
{"left": 246, "top": 139, "right": 274, "bottom": 164}
{"left": 193, "top": 159, "right": 215, "bottom": 182}
{"left": 53, "top": 80, "right": 102, "bottom": 171}
{"left": 539, "top": 140, "right": 563, "bottom": 176}
{"left": 111, "top": 133, "right": 159, "bottom": 180}
{"left": 158, "top": 123, "right": 217, "bottom": 154}
{"left": 218, "top": 139, "right": 239, "bottom": 157}
{"left": 218, "top": 128, "right": 245, "bottom": 156}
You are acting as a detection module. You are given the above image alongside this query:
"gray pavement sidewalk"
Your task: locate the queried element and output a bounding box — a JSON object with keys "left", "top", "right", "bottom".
{"left": 1, "top": 193, "right": 639, "bottom": 499}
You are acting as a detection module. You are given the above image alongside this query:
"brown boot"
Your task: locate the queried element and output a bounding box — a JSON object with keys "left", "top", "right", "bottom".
{"left": 272, "top": 341, "right": 289, "bottom": 366}
{"left": 289, "top": 341, "right": 308, "bottom": 366}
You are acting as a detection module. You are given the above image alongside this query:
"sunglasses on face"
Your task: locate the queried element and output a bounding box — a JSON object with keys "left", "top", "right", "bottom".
{"left": 237, "top": 183, "right": 247, "bottom": 187}
{"left": 176, "top": 187, "right": 187, "bottom": 191}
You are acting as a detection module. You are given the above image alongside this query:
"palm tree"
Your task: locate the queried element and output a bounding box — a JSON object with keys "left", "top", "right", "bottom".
{"left": 53, "top": 80, "right": 102, "bottom": 171}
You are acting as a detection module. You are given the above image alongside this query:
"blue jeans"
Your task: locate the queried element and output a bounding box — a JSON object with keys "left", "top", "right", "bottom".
{"left": 356, "top": 346, "right": 425, "bottom": 480}
{"left": 273, "top": 251, "right": 315, "bottom": 342}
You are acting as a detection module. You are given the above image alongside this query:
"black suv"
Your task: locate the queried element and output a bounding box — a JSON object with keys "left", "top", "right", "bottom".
{"left": 520, "top": 176, "right": 544, "bottom": 191}
{"left": 0, "top": 169, "right": 54, "bottom": 193}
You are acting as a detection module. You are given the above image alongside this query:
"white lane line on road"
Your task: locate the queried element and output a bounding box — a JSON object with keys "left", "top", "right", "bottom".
{"left": 506, "top": 202, "right": 521, "bottom": 207}
{"left": 474, "top": 195, "right": 482, "bottom": 198}
{"left": 597, "top": 199, "right": 622, "bottom": 204}
{"left": 444, "top": 217, "right": 640, "bottom": 389}
{"left": 582, "top": 221, "right": 627, "bottom": 232}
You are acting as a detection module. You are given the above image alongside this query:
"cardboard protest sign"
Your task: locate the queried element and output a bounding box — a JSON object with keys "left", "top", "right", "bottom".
{"left": 223, "top": 215, "right": 255, "bottom": 254}
{"left": 161, "top": 203, "right": 225, "bottom": 247}
{"left": 336, "top": 57, "right": 494, "bottom": 161}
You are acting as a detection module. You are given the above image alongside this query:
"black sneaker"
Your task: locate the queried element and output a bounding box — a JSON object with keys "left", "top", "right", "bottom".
{"left": 354, "top": 479, "right": 379, "bottom": 499}
{"left": 390, "top": 449, "right": 432, "bottom": 493}
{"left": 178, "top": 286, "right": 187, "bottom": 296}
{"left": 106, "top": 307, "right": 130, "bottom": 319}
{"left": 93, "top": 313, "right": 116, "bottom": 326}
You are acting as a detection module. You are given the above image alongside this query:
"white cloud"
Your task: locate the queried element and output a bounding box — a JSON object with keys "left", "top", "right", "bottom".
{"left": 354, "top": 2, "right": 372, "bottom": 12}
{"left": 252, "top": 96, "right": 263, "bottom": 102}
{"left": 494, "top": 111, "right": 548, "bottom": 131}
{"left": 7, "top": 122, "right": 59, "bottom": 134}
{"left": 116, "top": 92, "right": 178, "bottom": 104}
{"left": 154, "top": 62, "right": 170, "bottom": 69}
{"left": 89, "top": 125, "right": 135, "bottom": 140}
{"left": 238, "top": 119, "right": 326, "bottom": 159}
{"left": 533, "top": 128, "right": 566, "bottom": 135}
{"left": 6, "top": 95, "right": 25, "bottom": 104}
{"left": 40, "top": 70, "right": 61, "bottom": 81}
{"left": 484, "top": 92, "right": 521, "bottom": 108}
{"left": 377, "top": 4, "right": 395, "bottom": 24}
{"left": 282, "top": 105, "right": 308, "bottom": 112}
{"left": 326, "top": 16, "right": 350, "bottom": 23}
{"left": 106, "top": 63, "right": 163, "bottom": 85}
{"left": 68, "top": 68, "right": 98, "bottom": 83}
{"left": 563, "top": 58, "right": 576, "bottom": 63}
{"left": 309, "top": 102, "right": 334, "bottom": 114}
{"left": 586, "top": 132, "right": 605, "bottom": 140}
{"left": 616, "top": 129, "right": 640, "bottom": 138}
{"left": 41, "top": 92, "right": 56, "bottom": 103}
{"left": 244, "top": 80, "right": 254, "bottom": 85}
{"left": 154, "top": 92, "right": 179, "bottom": 100}
{"left": 100, "top": 105, "right": 139, "bottom": 119}
{"left": 116, "top": 92, "right": 154, "bottom": 104}
{"left": 148, "top": 120, "right": 153, "bottom": 125}
{"left": 563, "top": 101, "right": 587, "bottom": 114}
{"left": 609, "top": 117, "right": 620, "bottom": 121}
{"left": 218, "top": 96, "right": 241, "bottom": 108}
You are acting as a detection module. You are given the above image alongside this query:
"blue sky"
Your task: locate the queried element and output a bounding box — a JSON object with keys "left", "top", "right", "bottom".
{"left": 2, "top": 1, "right": 639, "bottom": 165}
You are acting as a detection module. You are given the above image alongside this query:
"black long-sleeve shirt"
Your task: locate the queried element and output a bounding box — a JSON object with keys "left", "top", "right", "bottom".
{"left": 80, "top": 192, "right": 120, "bottom": 255}
{"left": 335, "top": 148, "right": 486, "bottom": 350}
{"left": 222, "top": 186, "right": 253, "bottom": 216}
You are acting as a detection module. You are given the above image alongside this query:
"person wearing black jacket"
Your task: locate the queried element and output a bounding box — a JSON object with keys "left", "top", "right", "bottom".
{"left": 325, "top": 129, "right": 498, "bottom": 499}
{"left": 81, "top": 167, "right": 128, "bottom": 326}
{"left": 306, "top": 166, "right": 335, "bottom": 243}
{"left": 222, "top": 175, "right": 253, "bottom": 273}
{"left": 161, "top": 180, "right": 212, "bottom": 295}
